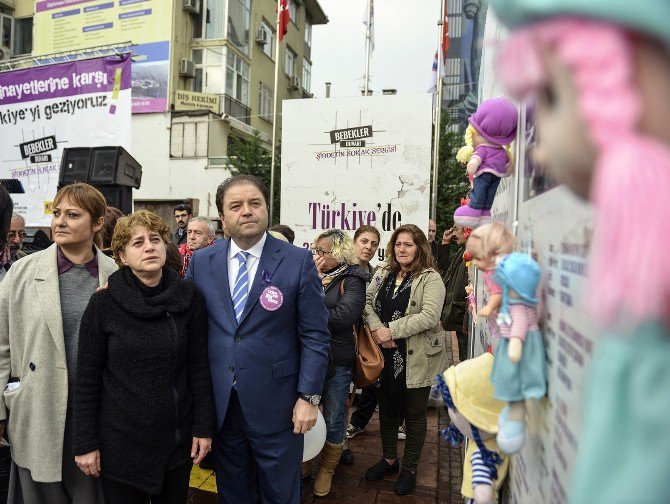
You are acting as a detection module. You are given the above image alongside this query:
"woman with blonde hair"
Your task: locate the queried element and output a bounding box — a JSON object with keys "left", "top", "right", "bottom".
{"left": 72, "top": 210, "right": 214, "bottom": 504}
{"left": 364, "top": 224, "right": 446, "bottom": 495}
{"left": 307, "top": 229, "right": 368, "bottom": 497}
{"left": 0, "top": 183, "right": 117, "bottom": 503}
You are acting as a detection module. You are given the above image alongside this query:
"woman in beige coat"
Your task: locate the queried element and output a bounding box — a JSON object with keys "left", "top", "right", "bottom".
{"left": 0, "top": 183, "right": 117, "bottom": 504}
{"left": 363, "top": 224, "right": 446, "bottom": 496}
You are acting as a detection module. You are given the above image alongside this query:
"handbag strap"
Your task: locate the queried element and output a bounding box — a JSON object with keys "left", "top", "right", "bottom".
{"left": 339, "top": 279, "right": 360, "bottom": 354}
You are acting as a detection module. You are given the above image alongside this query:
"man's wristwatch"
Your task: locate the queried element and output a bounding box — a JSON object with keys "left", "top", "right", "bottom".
{"left": 298, "top": 393, "right": 321, "bottom": 406}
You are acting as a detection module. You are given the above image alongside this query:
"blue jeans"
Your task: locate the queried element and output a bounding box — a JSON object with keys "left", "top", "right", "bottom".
{"left": 321, "top": 365, "right": 353, "bottom": 444}
{"left": 470, "top": 172, "right": 502, "bottom": 210}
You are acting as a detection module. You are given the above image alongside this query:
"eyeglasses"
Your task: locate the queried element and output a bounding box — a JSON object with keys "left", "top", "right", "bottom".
{"left": 310, "top": 246, "right": 333, "bottom": 257}
{"left": 7, "top": 231, "right": 25, "bottom": 239}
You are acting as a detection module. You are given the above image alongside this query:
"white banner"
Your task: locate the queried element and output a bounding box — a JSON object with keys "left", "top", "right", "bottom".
{"left": 0, "top": 56, "right": 132, "bottom": 226}
{"left": 280, "top": 94, "right": 433, "bottom": 259}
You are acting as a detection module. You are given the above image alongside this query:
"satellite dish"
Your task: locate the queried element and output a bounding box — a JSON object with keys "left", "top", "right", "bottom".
{"left": 0, "top": 46, "right": 10, "bottom": 60}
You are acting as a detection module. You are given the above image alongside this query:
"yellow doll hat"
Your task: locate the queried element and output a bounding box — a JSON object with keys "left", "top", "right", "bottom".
{"left": 442, "top": 353, "right": 505, "bottom": 433}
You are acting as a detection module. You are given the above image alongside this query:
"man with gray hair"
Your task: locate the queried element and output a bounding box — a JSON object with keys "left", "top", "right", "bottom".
{"left": 178, "top": 216, "right": 216, "bottom": 276}
{"left": 8, "top": 213, "right": 26, "bottom": 262}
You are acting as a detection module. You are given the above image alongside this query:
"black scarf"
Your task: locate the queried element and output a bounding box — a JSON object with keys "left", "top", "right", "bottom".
{"left": 374, "top": 271, "right": 412, "bottom": 421}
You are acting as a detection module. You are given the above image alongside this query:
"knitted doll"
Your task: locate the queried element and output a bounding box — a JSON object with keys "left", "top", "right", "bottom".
{"left": 492, "top": 2, "right": 670, "bottom": 501}
{"left": 437, "top": 353, "right": 509, "bottom": 504}
{"left": 453, "top": 98, "right": 518, "bottom": 229}
{"left": 465, "top": 223, "right": 515, "bottom": 344}
{"left": 489, "top": 253, "right": 546, "bottom": 454}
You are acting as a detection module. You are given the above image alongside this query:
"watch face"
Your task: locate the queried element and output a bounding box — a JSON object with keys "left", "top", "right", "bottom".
{"left": 310, "top": 395, "right": 321, "bottom": 405}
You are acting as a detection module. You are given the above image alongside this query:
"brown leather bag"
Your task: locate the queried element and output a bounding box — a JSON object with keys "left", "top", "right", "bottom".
{"left": 339, "top": 281, "right": 384, "bottom": 388}
{"left": 352, "top": 324, "right": 384, "bottom": 388}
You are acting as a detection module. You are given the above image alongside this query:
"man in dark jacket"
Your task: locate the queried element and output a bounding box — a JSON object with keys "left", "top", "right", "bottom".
{"left": 172, "top": 203, "right": 191, "bottom": 246}
{"left": 440, "top": 224, "right": 470, "bottom": 361}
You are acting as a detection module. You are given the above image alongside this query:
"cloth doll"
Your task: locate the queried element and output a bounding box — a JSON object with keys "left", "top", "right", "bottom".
{"left": 465, "top": 223, "right": 515, "bottom": 343}
{"left": 491, "top": 2, "right": 670, "bottom": 501}
{"left": 453, "top": 98, "right": 518, "bottom": 229}
{"left": 489, "top": 252, "right": 546, "bottom": 454}
{"left": 436, "top": 353, "right": 509, "bottom": 504}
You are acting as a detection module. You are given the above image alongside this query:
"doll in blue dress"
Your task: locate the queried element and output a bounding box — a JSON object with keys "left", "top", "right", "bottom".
{"left": 489, "top": 253, "right": 547, "bottom": 454}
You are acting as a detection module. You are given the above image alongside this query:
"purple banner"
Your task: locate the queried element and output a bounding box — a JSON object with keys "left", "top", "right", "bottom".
{"left": 0, "top": 55, "right": 132, "bottom": 107}
{"left": 36, "top": 0, "right": 97, "bottom": 13}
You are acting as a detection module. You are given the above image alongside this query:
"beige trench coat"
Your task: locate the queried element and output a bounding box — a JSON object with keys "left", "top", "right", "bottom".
{"left": 365, "top": 267, "right": 447, "bottom": 388}
{"left": 0, "top": 244, "right": 117, "bottom": 482}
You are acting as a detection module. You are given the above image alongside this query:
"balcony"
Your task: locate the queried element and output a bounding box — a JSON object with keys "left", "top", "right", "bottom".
{"left": 222, "top": 94, "right": 251, "bottom": 125}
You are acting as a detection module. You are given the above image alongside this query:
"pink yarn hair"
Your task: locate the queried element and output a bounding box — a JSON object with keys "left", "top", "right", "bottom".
{"left": 496, "top": 18, "right": 670, "bottom": 328}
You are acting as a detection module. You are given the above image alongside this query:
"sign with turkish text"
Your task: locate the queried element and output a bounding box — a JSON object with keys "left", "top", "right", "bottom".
{"left": 281, "top": 94, "right": 433, "bottom": 262}
{"left": 174, "top": 90, "right": 220, "bottom": 113}
{"left": 34, "top": 0, "right": 173, "bottom": 113}
{"left": 0, "top": 55, "right": 132, "bottom": 226}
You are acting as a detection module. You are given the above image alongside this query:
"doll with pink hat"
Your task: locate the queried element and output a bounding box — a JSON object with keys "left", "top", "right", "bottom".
{"left": 453, "top": 98, "right": 518, "bottom": 229}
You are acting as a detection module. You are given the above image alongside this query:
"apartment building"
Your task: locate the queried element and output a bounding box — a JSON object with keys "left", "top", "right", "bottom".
{"left": 0, "top": 0, "right": 327, "bottom": 225}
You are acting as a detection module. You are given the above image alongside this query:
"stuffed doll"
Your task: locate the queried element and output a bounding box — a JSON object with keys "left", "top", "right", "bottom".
{"left": 491, "top": 2, "right": 670, "bottom": 501}
{"left": 489, "top": 252, "right": 546, "bottom": 454}
{"left": 465, "top": 223, "right": 515, "bottom": 343}
{"left": 437, "top": 353, "right": 509, "bottom": 504}
{"left": 453, "top": 98, "right": 518, "bottom": 229}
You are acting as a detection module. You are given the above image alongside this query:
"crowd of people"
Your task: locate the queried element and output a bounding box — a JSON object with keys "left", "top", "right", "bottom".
{"left": 0, "top": 176, "right": 471, "bottom": 503}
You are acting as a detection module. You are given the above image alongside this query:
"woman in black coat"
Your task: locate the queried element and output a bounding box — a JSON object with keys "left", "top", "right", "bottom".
{"left": 307, "top": 229, "right": 367, "bottom": 497}
{"left": 73, "top": 210, "right": 214, "bottom": 504}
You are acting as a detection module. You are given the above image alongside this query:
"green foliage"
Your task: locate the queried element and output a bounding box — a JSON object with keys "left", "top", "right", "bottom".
{"left": 226, "top": 131, "right": 281, "bottom": 225}
{"left": 432, "top": 112, "right": 470, "bottom": 238}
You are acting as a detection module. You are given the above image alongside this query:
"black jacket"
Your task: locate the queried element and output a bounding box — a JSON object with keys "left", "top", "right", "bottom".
{"left": 323, "top": 266, "right": 369, "bottom": 367}
{"left": 172, "top": 229, "right": 187, "bottom": 246}
{"left": 73, "top": 267, "right": 214, "bottom": 494}
{"left": 441, "top": 246, "right": 469, "bottom": 332}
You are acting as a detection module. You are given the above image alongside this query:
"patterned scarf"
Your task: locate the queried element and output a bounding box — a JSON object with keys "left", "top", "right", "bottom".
{"left": 320, "top": 263, "right": 348, "bottom": 289}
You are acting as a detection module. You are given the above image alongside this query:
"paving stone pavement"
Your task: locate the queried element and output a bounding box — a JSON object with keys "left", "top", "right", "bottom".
{"left": 188, "top": 331, "right": 465, "bottom": 503}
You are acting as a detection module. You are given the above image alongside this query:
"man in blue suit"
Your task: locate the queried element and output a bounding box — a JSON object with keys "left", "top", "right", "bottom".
{"left": 187, "top": 175, "right": 330, "bottom": 503}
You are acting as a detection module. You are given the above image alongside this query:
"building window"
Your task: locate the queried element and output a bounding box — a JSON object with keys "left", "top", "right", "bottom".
{"left": 260, "top": 20, "right": 275, "bottom": 59}
{"left": 226, "top": 50, "right": 249, "bottom": 106}
{"left": 259, "top": 83, "right": 274, "bottom": 123}
{"left": 228, "top": 0, "right": 251, "bottom": 54}
{"left": 171, "top": 117, "right": 209, "bottom": 158}
{"left": 0, "top": 13, "right": 12, "bottom": 53}
{"left": 193, "top": 0, "right": 226, "bottom": 40}
{"left": 13, "top": 17, "right": 32, "bottom": 56}
{"left": 288, "top": 0, "right": 297, "bottom": 23}
{"left": 192, "top": 48, "right": 224, "bottom": 95}
{"left": 302, "top": 58, "right": 311, "bottom": 93}
{"left": 304, "top": 19, "right": 312, "bottom": 47}
{"left": 285, "top": 46, "right": 296, "bottom": 77}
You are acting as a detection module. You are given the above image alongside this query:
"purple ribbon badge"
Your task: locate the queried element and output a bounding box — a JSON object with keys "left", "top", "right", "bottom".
{"left": 260, "top": 286, "right": 283, "bottom": 311}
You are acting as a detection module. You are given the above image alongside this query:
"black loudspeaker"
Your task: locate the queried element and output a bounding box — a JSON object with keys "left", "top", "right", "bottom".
{"left": 22, "top": 229, "right": 52, "bottom": 252}
{"left": 96, "top": 185, "right": 133, "bottom": 215}
{"left": 59, "top": 146, "right": 142, "bottom": 188}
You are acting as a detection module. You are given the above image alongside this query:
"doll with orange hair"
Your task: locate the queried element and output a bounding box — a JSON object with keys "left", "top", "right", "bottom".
{"left": 465, "top": 223, "right": 515, "bottom": 342}
{"left": 491, "top": 0, "right": 670, "bottom": 501}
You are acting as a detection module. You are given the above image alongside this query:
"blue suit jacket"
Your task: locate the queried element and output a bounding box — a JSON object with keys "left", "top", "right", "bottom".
{"left": 186, "top": 233, "right": 330, "bottom": 435}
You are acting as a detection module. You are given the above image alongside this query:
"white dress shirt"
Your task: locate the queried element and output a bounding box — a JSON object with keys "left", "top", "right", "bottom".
{"left": 228, "top": 232, "right": 267, "bottom": 297}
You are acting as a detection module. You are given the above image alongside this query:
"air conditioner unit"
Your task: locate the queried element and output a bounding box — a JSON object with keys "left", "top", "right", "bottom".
{"left": 288, "top": 75, "right": 300, "bottom": 90}
{"left": 255, "top": 29, "right": 268, "bottom": 45}
{"left": 180, "top": 58, "right": 196, "bottom": 78}
{"left": 183, "top": 0, "right": 200, "bottom": 14}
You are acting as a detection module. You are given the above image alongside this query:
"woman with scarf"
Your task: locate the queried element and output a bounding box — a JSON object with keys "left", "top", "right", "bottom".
{"left": 364, "top": 224, "right": 446, "bottom": 495}
{"left": 307, "top": 229, "right": 367, "bottom": 497}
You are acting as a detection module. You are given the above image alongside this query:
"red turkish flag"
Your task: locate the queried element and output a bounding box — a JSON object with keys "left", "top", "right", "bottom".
{"left": 442, "top": 0, "right": 450, "bottom": 56}
{"left": 279, "top": 0, "right": 289, "bottom": 41}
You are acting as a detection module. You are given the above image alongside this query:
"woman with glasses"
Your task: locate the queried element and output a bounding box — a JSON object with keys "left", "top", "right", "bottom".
{"left": 363, "top": 224, "right": 446, "bottom": 495}
{"left": 306, "top": 230, "right": 368, "bottom": 497}
{"left": 0, "top": 183, "right": 117, "bottom": 504}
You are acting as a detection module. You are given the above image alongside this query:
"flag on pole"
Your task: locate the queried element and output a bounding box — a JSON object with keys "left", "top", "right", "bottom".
{"left": 279, "top": 0, "right": 289, "bottom": 42}
{"left": 442, "top": 0, "right": 450, "bottom": 57}
{"left": 363, "top": 0, "right": 375, "bottom": 53}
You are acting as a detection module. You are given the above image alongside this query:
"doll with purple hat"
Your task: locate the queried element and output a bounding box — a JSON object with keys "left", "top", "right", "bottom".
{"left": 453, "top": 98, "right": 518, "bottom": 228}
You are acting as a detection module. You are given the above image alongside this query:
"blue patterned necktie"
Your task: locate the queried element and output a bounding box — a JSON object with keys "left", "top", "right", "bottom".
{"left": 232, "top": 251, "right": 250, "bottom": 322}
